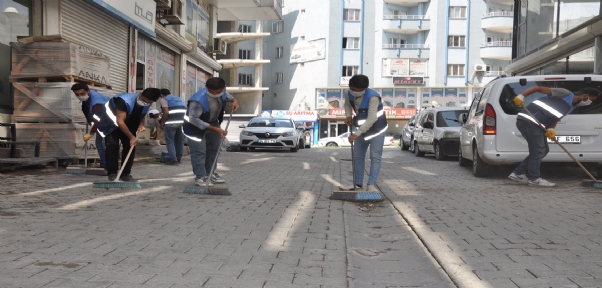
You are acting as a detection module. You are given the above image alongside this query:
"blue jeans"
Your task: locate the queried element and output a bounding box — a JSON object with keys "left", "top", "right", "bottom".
{"left": 164, "top": 124, "right": 184, "bottom": 163}
{"left": 95, "top": 133, "right": 106, "bottom": 168}
{"left": 188, "top": 122, "right": 222, "bottom": 179}
{"left": 353, "top": 132, "right": 385, "bottom": 185}
{"left": 513, "top": 119, "right": 549, "bottom": 180}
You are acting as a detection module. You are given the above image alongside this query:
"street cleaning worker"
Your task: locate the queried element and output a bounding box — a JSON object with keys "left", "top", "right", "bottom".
{"left": 159, "top": 88, "right": 186, "bottom": 165}
{"left": 71, "top": 83, "right": 110, "bottom": 168}
{"left": 95, "top": 88, "right": 162, "bottom": 182}
{"left": 182, "top": 77, "right": 239, "bottom": 187}
{"left": 508, "top": 86, "right": 575, "bottom": 187}
{"left": 343, "top": 74, "right": 388, "bottom": 192}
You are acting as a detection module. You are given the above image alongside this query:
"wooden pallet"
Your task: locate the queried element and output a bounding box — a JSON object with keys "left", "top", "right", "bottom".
{"left": 9, "top": 76, "right": 112, "bottom": 89}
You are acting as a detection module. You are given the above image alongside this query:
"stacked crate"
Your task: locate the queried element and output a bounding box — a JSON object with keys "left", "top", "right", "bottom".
{"left": 10, "top": 35, "right": 113, "bottom": 161}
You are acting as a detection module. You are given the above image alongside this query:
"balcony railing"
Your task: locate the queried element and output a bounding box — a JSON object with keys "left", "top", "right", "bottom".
{"left": 382, "top": 44, "right": 429, "bottom": 49}
{"left": 383, "top": 15, "right": 428, "bottom": 20}
{"left": 483, "top": 11, "right": 513, "bottom": 18}
{"left": 482, "top": 41, "right": 512, "bottom": 47}
{"left": 483, "top": 71, "right": 505, "bottom": 77}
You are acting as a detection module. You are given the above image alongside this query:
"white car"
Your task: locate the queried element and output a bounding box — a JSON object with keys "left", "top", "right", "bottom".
{"left": 458, "top": 74, "right": 602, "bottom": 177}
{"left": 318, "top": 132, "right": 395, "bottom": 147}
{"left": 412, "top": 107, "right": 468, "bottom": 160}
{"left": 239, "top": 117, "right": 300, "bottom": 152}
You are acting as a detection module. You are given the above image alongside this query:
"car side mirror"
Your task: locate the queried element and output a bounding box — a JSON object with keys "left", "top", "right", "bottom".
{"left": 238, "top": 124, "right": 246, "bottom": 128}
{"left": 458, "top": 113, "right": 467, "bottom": 124}
{"left": 423, "top": 122, "right": 433, "bottom": 129}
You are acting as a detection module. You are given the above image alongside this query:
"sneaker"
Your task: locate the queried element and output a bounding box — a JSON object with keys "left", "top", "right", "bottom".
{"left": 528, "top": 178, "right": 556, "bottom": 187}
{"left": 119, "top": 175, "right": 138, "bottom": 182}
{"left": 165, "top": 161, "right": 179, "bottom": 165}
{"left": 508, "top": 173, "right": 529, "bottom": 183}
{"left": 210, "top": 173, "right": 226, "bottom": 184}
{"left": 367, "top": 184, "right": 380, "bottom": 192}
{"left": 194, "top": 177, "right": 214, "bottom": 187}
{"left": 339, "top": 184, "right": 363, "bottom": 191}
{"left": 108, "top": 174, "right": 117, "bottom": 181}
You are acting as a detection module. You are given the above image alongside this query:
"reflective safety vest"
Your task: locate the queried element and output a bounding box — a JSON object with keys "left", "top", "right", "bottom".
{"left": 94, "top": 93, "right": 151, "bottom": 138}
{"left": 182, "top": 88, "right": 227, "bottom": 142}
{"left": 163, "top": 95, "right": 186, "bottom": 125}
{"left": 348, "top": 88, "right": 388, "bottom": 140}
{"left": 83, "top": 90, "right": 110, "bottom": 125}
{"left": 517, "top": 93, "right": 574, "bottom": 129}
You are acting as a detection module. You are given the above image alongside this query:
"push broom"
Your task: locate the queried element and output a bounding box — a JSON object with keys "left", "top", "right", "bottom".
{"left": 329, "top": 125, "right": 384, "bottom": 201}
{"left": 93, "top": 132, "right": 141, "bottom": 189}
{"left": 522, "top": 106, "right": 602, "bottom": 189}
{"left": 184, "top": 110, "right": 233, "bottom": 195}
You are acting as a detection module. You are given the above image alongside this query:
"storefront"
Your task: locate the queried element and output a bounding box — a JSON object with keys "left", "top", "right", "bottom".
{"left": 135, "top": 35, "right": 178, "bottom": 93}
{"left": 185, "top": 62, "right": 211, "bottom": 99}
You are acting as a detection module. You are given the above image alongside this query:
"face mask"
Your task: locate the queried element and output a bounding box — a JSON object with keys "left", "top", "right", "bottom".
{"left": 576, "top": 99, "right": 592, "bottom": 107}
{"left": 350, "top": 90, "right": 365, "bottom": 97}
{"left": 137, "top": 98, "right": 151, "bottom": 107}
{"left": 207, "top": 92, "right": 221, "bottom": 98}
{"left": 77, "top": 95, "right": 89, "bottom": 102}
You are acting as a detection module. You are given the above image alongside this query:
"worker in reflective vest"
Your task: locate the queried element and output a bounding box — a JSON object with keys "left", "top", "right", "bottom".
{"left": 71, "top": 83, "right": 110, "bottom": 168}
{"left": 182, "top": 77, "right": 239, "bottom": 187}
{"left": 509, "top": 86, "right": 574, "bottom": 187}
{"left": 343, "top": 74, "right": 388, "bottom": 192}
{"left": 159, "top": 89, "right": 186, "bottom": 165}
{"left": 95, "top": 88, "right": 162, "bottom": 182}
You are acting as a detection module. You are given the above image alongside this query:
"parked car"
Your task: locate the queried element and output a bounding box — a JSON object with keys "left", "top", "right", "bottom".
{"left": 239, "top": 117, "right": 300, "bottom": 152}
{"left": 458, "top": 74, "right": 602, "bottom": 177}
{"left": 318, "top": 132, "right": 395, "bottom": 147}
{"left": 412, "top": 107, "right": 467, "bottom": 160}
{"left": 400, "top": 114, "right": 418, "bottom": 152}
{"left": 295, "top": 122, "right": 312, "bottom": 149}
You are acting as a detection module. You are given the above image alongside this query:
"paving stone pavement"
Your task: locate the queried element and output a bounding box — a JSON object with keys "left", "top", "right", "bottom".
{"left": 0, "top": 145, "right": 601, "bottom": 288}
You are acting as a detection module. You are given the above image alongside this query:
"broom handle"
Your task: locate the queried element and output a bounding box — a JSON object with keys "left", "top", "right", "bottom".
{"left": 115, "top": 132, "right": 137, "bottom": 181}
{"left": 84, "top": 122, "right": 88, "bottom": 168}
{"left": 206, "top": 109, "right": 233, "bottom": 190}
{"left": 522, "top": 106, "right": 597, "bottom": 181}
{"left": 350, "top": 124, "right": 357, "bottom": 190}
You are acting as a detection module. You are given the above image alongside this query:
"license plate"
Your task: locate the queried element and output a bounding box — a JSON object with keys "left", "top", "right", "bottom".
{"left": 548, "top": 136, "right": 580, "bottom": 144}
{"left": 258, "top": 139, "right": 276, "bottom": 143}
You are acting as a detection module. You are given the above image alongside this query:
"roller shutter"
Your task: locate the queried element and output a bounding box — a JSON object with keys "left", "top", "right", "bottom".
{"left": 60, "top": 0, "right": 129, "bottom": 93}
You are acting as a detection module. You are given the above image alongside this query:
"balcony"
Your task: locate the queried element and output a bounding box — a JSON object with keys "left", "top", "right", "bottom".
{"left": 383, "top": 15, "right": 430, "bottom": 34}
{"left": 484, "top": 0, "right": 514, "bottom": 5}
{"left": 382, "top": 44, "right": 430, "bottom": 58}
{"left": 215, "top": 32, "right": 271, "bottom": 44}
{"left": 217, "top": 59, "right": 270, "bottom": 69}
{"left": 383, "top": 0, "right": 429, "bottom": 6}
{"left": 481, "top": 12, "right": 513, "bottom": 33}
{"left": 480, "top": 41, "right": 512, "bottom": 60}
{"left": 204, "top": 0, "right": 282, "bottom": 21}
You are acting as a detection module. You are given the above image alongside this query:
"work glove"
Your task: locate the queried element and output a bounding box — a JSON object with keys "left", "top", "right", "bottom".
{"left": 545, "top": 128, "right": 556, "bottom": 140}
{"left": 513, "top": 94, "right": 525, "bottom": 106}
{"left": 83, "top": 134, "right": 93, "bottom": 142}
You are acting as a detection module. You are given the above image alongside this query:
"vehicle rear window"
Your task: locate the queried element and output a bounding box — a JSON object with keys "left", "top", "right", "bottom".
{"left": 248, "top": 119, "right": 293, "bottom": 127}
{"left": 436, "top": 110, "right": 464, "bottom": 127}
{"left": 498, "top": 80, "right": 602, "bottom": 115}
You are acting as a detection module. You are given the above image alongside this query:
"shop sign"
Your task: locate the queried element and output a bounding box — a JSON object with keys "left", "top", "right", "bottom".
{"left": 393, "top": 77, "right": 424, "bottom": 85}
{"left": 290, "top": 38, "right": 326, "bottom": 64}
{"left": 87, "top": 0, "right": 156, "bottom": 37}
{"left": 384, "top": 108, "right": 417, "bottom": 119}
{"left": 271, "top": 110, "right": 318, "bottom": 121}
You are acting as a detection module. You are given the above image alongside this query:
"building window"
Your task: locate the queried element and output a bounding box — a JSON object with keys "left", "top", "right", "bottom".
{"left": 276, "top": 46, "right": 283, "bottom": 58}
{"left": 448, "top": 64, "right": 465, "bottom": 76}
{"left": 272, "top": 21, "right": 284, "bottom": 33}
{"left": 448, "top": 36, "right": 466, "bottom": 47}
{"left": 238, "top": 24, "right": 252, "bottom": 33}
{"left": 344, "top": 9, "right": 360, "bottom": 21}
{"left": 276, "top": 72, "right": 283, "bottom": 84}
{"left": 238, "top": 74, "right": 253, "bottom": 86}
{"left": 449, "top": 6, "right": 466, "bottom": 18}
{"left": 342, "top": 66, "right": 359, "bottom": 77}
{"left": 239, "top": 49, "right": 253, "bottom": 59}
{"left": 343, "top": 37, "right": 360, "bottom": 49}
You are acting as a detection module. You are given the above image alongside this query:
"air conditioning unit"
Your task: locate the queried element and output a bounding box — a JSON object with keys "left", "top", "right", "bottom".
{"left": 212, "top": 38, "right": 227, "bottom": 54}
{"left": 474, "top": 64, "right": 486, "bottom": 72}
{"left": 158, "top": 0, "right": 184, "bottom": 25}
{"left": 155, "top": 0, "right": 171, "bottom": 9}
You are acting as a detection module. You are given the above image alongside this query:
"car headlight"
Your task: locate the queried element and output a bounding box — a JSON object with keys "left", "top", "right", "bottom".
{"left": 241, "top": 131, "right": 254, "bottom": 136}
{"left": 444, "top": 131, "right": 459, "bottom": 138}
{"left": 282, "top": 132, "right": 295, "bottom": 137}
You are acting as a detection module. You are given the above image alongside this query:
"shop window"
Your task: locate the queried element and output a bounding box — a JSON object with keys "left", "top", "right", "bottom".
{"left": 136, "top": 63, "right": 145, "bottom": 91}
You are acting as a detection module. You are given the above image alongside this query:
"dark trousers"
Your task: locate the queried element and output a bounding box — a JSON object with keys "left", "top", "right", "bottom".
{"left": 105, "top": 129, "right": 136, "bottom": 176}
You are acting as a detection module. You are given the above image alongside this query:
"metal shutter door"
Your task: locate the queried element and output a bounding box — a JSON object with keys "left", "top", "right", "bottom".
{"left": 60, "top": 0, "right": 129, "bottom": 93}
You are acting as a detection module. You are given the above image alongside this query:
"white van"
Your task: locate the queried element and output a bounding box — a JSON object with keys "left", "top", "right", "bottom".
{"left": 458, "top": 75, "right": 602, "bottom": 177}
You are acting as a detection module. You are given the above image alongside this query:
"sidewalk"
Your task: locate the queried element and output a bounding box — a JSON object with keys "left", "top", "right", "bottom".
{"left": 1, "top": 146, "right": 601, "bottom": 287}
